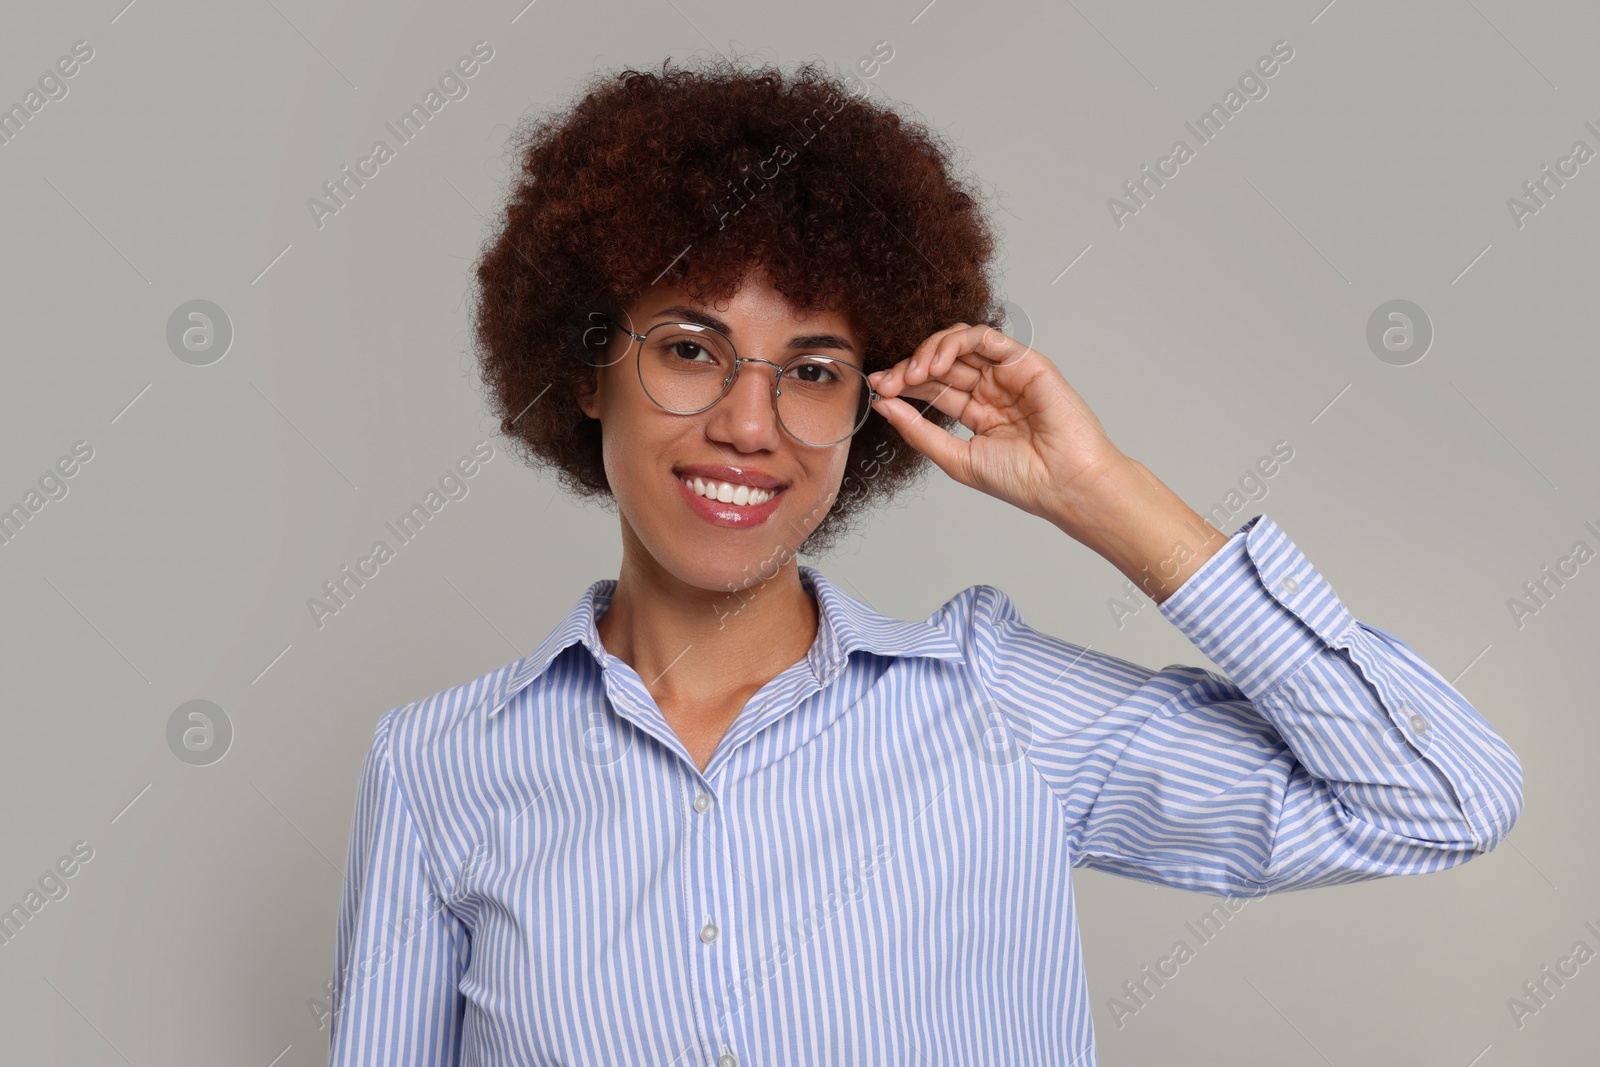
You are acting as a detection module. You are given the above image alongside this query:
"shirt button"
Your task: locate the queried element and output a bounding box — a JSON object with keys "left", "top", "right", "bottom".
{"left": 718, "top": 1052, "right": 738, "bottom": 1067}
{"left": 1409, "top": 712, "right": 1428, "bottom": 734}
{"left": 693, "top": 792, "right": 714, "bottom": 814}
{"left": 1281, "top": 575, "right": 1300, "bottom": 594}
{"left": 700, "top": 922, "right": 720, "bottom": 944}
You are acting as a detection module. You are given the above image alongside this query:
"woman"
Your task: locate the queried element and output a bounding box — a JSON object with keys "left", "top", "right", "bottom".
{"left": 327, "top": 57, "right": 1522, "bottom": 1066}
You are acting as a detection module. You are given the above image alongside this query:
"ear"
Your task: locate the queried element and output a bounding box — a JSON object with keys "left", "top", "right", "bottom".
{"left": 576, "top": 374, "right": 600, "bottom": 420}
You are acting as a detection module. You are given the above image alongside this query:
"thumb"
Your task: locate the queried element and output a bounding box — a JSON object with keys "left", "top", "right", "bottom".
{"left": 871, "top": 395, "right": 968, "bottom": 484}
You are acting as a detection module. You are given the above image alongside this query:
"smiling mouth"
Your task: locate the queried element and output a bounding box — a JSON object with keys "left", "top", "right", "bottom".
{"left": 676, "top": 473, "right": 783, "bottom": 507}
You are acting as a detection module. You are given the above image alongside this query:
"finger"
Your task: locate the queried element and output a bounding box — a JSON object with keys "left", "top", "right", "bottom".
{"left": 874, "top": 348, "right": 991, "bottom": 399}
{"left": 882, "top": 322, "right": 972, "bottom": 391}
{"left": 914, "top": 323, "right": 979, "bottom": 384}
{"left": 893, "top": 377, "right": 973, "bottom": 422}
{"left": 922, "top": 344, "right": 990, "bottom": 394}
{"left": 868, "top": 395, "right": 969, "bottom": 485}
{"left": 958, "top": 328, "right": 1056, "bottom": 405}
{"left": 874, "top": 352, "right": 986, "bottom": 399}
{"left": 973, "top": 326, "right": 1031, "bottom": 370}
{"left": 923, "top": 325, "right": 990, "bottom": 385}
{"left": 909, "top": 324, "right": 1024, "bottom": 388}
{"left": 909, "top": 322, "right": 971, "bottom": 378}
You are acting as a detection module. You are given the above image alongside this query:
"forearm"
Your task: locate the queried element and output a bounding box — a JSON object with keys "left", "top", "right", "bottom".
{"left": 1048, "top": 456, "right": 1230, "bottom": 604}
{"left": 1150, "top": 513, "right": 1523, "bottom": 858}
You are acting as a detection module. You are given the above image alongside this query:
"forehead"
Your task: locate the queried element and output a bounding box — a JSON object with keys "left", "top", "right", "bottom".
{"left": 631, "top": 271, "right": 856, "bottom": 334}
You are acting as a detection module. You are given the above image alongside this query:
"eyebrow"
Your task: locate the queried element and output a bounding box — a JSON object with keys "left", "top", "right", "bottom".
{"left": 651, "top": 304, "right": 858, "bottom": 357}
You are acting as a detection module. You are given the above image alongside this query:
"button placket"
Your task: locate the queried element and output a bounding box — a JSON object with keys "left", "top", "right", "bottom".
{"left": 685, "top": 773, "right": 738, "bottom": 1064}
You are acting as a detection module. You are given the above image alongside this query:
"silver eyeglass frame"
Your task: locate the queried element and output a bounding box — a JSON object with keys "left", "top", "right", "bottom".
{"left": 612, "top": 318, "right": 882, "bottom": 448}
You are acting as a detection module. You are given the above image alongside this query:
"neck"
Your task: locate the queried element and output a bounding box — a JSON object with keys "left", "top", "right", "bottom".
{"left": 597, "top": 534, "right": 820, "bottom": 707}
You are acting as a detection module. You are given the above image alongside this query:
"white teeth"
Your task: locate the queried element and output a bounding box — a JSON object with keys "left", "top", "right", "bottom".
{"left": 680, "top": 475, "right": 776, "bottom": 506}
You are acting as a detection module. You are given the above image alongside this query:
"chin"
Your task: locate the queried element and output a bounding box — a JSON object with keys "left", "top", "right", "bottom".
{"left": 695, "top": 549, "right": 796, "bottom": 594}
{"left": 634, "top": 533, "right": 798, "bottom": 598}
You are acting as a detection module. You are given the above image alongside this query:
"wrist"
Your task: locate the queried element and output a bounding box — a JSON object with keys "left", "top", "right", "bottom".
{"left": 1051, "top": 458, "right": 1229, "bottom": 605}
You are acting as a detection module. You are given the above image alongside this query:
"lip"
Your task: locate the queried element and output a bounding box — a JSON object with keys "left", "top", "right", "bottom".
{"left": 673, "top": 470, "right": 786, "bottom": 529}
{"left": 671, "top": 463, "right": 788, "bottom": 491}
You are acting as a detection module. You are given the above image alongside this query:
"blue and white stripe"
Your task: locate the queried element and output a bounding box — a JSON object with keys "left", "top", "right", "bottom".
{"left": 327, "top": 513, "right": 1522, "bottom": 1066}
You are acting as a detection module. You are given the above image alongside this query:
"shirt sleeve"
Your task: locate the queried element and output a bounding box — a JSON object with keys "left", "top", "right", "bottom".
{"left": 328, "top": 709, "right": 469, "bottom": 1065}
{"left": 970, "top": 513, "right": 1524, "bottom": 897}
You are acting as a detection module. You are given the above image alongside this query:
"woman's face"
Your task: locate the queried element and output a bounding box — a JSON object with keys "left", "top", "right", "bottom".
{"left": 578, "top": 267, "right": 864, "bottom": 593}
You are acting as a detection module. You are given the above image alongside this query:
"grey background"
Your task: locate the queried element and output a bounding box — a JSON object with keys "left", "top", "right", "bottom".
{"left": 1, "top": 0, "right": 1593, "bottom": 1063}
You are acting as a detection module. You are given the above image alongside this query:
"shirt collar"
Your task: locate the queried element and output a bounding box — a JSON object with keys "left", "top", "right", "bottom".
{"left": 480, "top": 565, "right": 966, "bottom": 719}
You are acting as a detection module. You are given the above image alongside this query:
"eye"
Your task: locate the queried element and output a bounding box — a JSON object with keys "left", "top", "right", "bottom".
{"left": 787, "top": 359, "right": 843, "bottom": 384}
{"left": 667, "top": 341, "right": 716, "bottom": 363}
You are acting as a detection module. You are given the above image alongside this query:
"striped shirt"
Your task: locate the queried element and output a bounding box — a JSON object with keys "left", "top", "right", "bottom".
{"left": 326, "top": 514, "right": 1522, "bottom": 1066}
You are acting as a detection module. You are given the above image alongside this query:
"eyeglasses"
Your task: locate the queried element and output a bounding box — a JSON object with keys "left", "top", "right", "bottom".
{"left": 609, "top": 319, "right": 881, "bottom": 448}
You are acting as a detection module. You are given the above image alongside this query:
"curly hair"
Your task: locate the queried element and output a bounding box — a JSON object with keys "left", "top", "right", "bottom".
{"left": 470, "top": 53, "right": 1004, "bottom": 556}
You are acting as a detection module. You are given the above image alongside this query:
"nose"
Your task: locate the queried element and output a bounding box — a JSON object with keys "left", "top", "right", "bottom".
{"left": 704, "top": 358, "right": 784, "bottom": 452}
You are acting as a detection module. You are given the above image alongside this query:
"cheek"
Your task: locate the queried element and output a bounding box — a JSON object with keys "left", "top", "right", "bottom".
{"left": 603, "top": 419, "right": 656, "bottom": 496}
{"left": 601, "top": 406, "right": 695, "bottom": 512}
{"left": 826, "top": 454, "right": 851, "bottom": 494}
{"left": 797, "top": 455, "right": 850, "bottom": 519}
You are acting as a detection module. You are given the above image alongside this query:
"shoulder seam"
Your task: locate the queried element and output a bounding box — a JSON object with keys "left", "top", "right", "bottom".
{"left": 373, "top": 706, "right": 455, "bottom": 909}
{"left": 961, "top": 587, "right": 1083, "bottom": 846}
